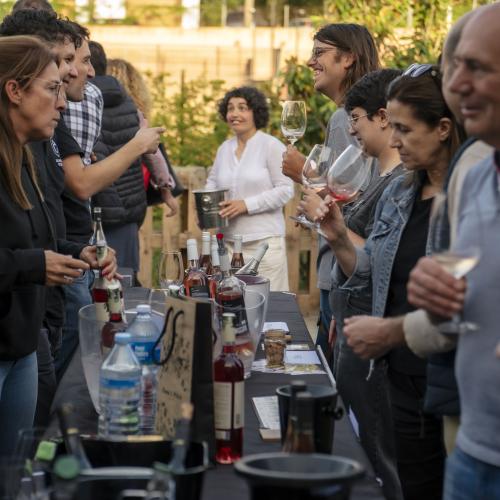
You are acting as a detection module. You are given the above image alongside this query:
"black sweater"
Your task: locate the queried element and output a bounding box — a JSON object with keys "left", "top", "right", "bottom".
{"left": 0, "top": 163, "right": 54, "bottom": 360}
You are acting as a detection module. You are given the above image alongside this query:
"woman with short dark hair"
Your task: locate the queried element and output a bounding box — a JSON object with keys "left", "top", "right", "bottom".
{"left": 206, "top": 86, "right": 293, "bottom": 290}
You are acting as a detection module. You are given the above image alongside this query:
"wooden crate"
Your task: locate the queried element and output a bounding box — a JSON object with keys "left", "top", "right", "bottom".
{"left": 138, "top": 166, "right": 319, "bottom": 315}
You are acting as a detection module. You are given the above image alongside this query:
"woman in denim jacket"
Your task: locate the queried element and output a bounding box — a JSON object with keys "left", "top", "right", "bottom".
{"left": 316, "top": 66, "right": 462, "bottom": 500}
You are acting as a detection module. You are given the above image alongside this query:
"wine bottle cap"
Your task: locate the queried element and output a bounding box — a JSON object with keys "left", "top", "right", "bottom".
{"left": 114, "top": 332, "right": 131, "bottom": 344}
{"left": 186, "top": 239, "right": 198, "bottom": 261}
{"left": 136, "top": 304, "right": 151, "bottom": 315}
{"left": 219, "top": 252, "right": 231, "bottom": 272}
{"left": 202, "top": 231, "right": 211, "bottom": 241}
{"left": 93, "top": 206, "right": 102, "bottom": 215}
{"left": 211, "top": 243, "right": 221, "bottom": 266}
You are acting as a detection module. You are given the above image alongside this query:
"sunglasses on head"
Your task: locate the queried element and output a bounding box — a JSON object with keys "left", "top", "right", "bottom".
{"left": 403, "top": 63, "right": 440, "bottom": 79}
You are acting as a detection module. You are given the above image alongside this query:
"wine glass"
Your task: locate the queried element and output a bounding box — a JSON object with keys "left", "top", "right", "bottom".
{"left": 290, "top": 144, "right": 335, "bottom": 230}
{"left": 158, "top": 250, "right": 184, "bottom": 290}
{"left": 326, "top": 145, "right": 372, "bottom": 203}
{"left": 428, "top": 192, "right": 481, "bottom": 334}
{"left": 281, "top": 101, "right": 307, "bottom": 145}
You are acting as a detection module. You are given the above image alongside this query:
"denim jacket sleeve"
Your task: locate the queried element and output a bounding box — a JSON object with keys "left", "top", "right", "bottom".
{"left": 331, "top": 175, "right": 408, "bottom": 306}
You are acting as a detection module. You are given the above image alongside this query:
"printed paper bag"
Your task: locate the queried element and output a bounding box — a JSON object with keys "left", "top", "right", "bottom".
{"left": 155, "top": 295, "right": 215, "bottom": 459}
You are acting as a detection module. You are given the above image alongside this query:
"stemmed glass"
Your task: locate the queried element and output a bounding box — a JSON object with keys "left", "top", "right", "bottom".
{"left": 291, "top": 144, "right": 335, "bottom": 229}
{"left": 326, "top": 145, "right": 371, "bottom": 203}
{"left": 428, "top": 192, "right": 481, "bottom": 334}
{"left": 281, "top": 101, "right": 307, "bottom": 145}
{"left": 158, "top": 250, "right": 184, "bottom": 290}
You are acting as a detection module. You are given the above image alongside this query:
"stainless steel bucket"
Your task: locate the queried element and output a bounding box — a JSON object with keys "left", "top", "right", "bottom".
{"left": 193, "top": 189, "right": 229, "bottom": 229}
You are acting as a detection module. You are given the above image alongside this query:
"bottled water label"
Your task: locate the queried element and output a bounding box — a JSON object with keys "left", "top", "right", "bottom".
{"left": 100, "top": 376, "right": 140, "bottom": 390}
{"left": 130, "top": 340, "right": 158, "bottom": 365}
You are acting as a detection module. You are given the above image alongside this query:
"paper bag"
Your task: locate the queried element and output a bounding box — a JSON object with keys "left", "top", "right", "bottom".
{"left": 154, "top": 295, "right": 216, "bottom": 459}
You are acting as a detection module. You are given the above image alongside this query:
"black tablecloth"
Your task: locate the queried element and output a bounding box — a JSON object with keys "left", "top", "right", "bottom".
{"left": 201, "top": 292, "right": 384, "bottom": 500}
{"left": 49, "top": 292, "right": 384, "bottom": 500}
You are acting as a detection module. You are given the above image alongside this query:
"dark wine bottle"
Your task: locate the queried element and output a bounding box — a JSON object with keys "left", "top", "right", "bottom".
{"left": 56, "top": 403, "right": 92, "bottom": 470}
{"left": 290, "top": 392, "right": 315, "bottom": 453}
{"left": 282, "top": 380, "right": 307, "bottom": 452}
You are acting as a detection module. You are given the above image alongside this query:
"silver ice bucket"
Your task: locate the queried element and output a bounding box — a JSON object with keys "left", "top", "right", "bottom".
{"left": 193, "top": 189, "right": 229, "bottom": 229}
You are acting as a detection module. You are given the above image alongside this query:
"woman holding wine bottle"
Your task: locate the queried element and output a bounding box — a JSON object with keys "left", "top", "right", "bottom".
{"left": 316, "top": 66, "right": 462, "bottom": 499}
{"left": 0, "top": 36, "right": 91, "bottom": 457}
{"left": 206, "top": 86, "right": 294, "bottom": 291}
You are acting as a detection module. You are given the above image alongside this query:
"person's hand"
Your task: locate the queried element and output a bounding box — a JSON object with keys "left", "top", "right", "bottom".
{"left": 44, "top": 250, "right": 89, "bottom": 286}
{"left": 133, "top": 126, "right": 165, "bottom": 155}
{"left": 282, "top": 145, "right": 306, "bottom": 183}
{"left": 80, "top": 245, "right": 118, "bottom": 280}
{"left": 219, "top": 200, "right": 247, "bottom": 219}
{"left": 407, "top": 256, "right": 466, "bottom": 318}
{"left": 297, "top": 187, "right": 324, "bottom": 222}
{"left": 160, "top": 187, "right": 178, "bottom": 217}
{"left": 344, "top": 316, "right": 404, "bottom": 359}
{"left": 314, "top": 195, "right": 348, "bottom": 244}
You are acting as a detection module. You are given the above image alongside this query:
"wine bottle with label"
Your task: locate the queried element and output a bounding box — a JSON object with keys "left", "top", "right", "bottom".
{"left": 199, "top": 231, "right": 213, "bottom": 276}
{"left": 90, "top": 207, "right": 109, "bottom": 321}
{"left": 214, "top": 313, "right": 244, "bottom": 464}
{"left": 209, "top": 235, "right": 223, "bottom": 298}
{"left": 183, "top": 238, "right": 210, "bottom": 298}
{"left": 216, "top": 234, "right": 248, "bottom": 335}
{"left": 100, "top": 284, "right": 127, "bottom": 357}
{"left": 230, "top": 234, "right": 244, "bottom": 272}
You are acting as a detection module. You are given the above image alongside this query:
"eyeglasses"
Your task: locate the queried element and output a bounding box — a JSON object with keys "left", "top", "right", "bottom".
{"left": 348, "top": 113, "right": 370, "bottom": 126}
{"left": 403, "top": 63, "right": 440, "bottom": 79}
{"left": 310, "top": 46, "right": 337, "bottom": 60}
{"left": 32, "top": 77, "right": 64, "bottom": 101}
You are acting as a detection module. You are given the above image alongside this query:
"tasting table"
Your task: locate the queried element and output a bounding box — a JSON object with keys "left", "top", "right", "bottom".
{"left": 49, "top": 291, "right": 384, "bottom": 500}
{"left": 200, "top": 291, "right": 384, "bottom": 500}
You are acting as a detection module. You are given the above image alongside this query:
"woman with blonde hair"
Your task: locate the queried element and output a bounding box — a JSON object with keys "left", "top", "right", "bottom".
{"left": 0, "top": 35, "right": 89, "bottom": 456}
{"left": 107, "top": 56, "right": 178, "bottom": 216}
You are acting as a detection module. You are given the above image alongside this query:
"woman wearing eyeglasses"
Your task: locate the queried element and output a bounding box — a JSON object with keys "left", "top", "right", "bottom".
{"left": 0, "top": 36, "right": 90, "bottom": 457}
{"left": 316, "top": 66, "right": 463, "bottom": 499}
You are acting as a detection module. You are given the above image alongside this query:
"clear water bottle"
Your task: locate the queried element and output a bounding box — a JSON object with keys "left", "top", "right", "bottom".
{"left": 98, "top": 332, "right": 141, "bottom": 438}
{"left": 127, "top": 304, "right": 161, "bottom": 435}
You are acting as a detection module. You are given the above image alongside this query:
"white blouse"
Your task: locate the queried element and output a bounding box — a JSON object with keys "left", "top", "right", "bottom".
{"left": 205, "top": 130, "right": 294, "bottom": 242}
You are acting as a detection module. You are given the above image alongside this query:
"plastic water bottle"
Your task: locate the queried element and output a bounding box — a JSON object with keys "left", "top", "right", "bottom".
{"left": 127, "top": 304, "right": 161, "bottom": 435}
{"left": 98, "top": 332, "right": 141, "bottom": 438}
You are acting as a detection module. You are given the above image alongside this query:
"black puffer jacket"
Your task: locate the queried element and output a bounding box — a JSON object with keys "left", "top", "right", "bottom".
{"left": 92, "top": 75, "right": 146, "bottom": 227}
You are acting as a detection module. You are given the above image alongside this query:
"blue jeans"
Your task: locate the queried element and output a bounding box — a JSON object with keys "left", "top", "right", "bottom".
{"left": 444, "top": 446, "right": 500, "bottom": 500}
{"left": 0, "top": 352, "right": 38, "bottom": 457}
{"left": 54, "top": 271, "right": 93, "bottom": 381}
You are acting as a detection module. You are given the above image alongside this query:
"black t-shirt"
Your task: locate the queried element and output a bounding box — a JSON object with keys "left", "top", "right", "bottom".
{"left": 54, "top": 118, "right": 93, "bottom": 244}
{"left": 385, "top": 193, "right": 432, "bottom": 375}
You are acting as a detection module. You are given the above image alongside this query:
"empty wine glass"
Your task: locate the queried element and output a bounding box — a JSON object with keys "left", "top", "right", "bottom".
{"left": 158, "top": 250, "right": 184, "bottom": 290}
{"left": 290, "top": 144, "right": 335, "bottom": 230}
{"left": 428, "top": 192, "right": 481, "bottom": 334}
{"left": 326, "top": 145, "right": 372, "bottom": 203}
{"left": 281, "top": 100, "right": 307, "bottom": 145}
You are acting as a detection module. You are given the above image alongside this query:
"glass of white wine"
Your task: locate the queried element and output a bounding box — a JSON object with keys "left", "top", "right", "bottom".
{"left": 429, "top": 192, "right": 481, "bottom": 334}
{"left": 281, "top": 100, "right": 307, "bottom": 145}
{"left": 290, "top": 144, "right": 335, "bottom": 230}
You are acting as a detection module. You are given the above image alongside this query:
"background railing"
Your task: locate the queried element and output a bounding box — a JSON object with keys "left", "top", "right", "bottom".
{"left": 137, "top": 166, "right": 319, "bottom": 315}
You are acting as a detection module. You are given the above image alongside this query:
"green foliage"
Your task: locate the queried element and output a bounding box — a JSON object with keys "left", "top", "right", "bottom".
{"left": 147, "top": 71, "right": 228, "bottom": 167}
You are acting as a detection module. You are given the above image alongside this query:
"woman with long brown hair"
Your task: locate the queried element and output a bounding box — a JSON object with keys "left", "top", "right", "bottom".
{"left": 0, "top": 35, "right": 89, "bottom": 456}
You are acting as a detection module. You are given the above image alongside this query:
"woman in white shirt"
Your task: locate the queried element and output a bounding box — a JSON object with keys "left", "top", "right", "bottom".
{"left": 206, "top": 87, "right": 294, "bottom": 290}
